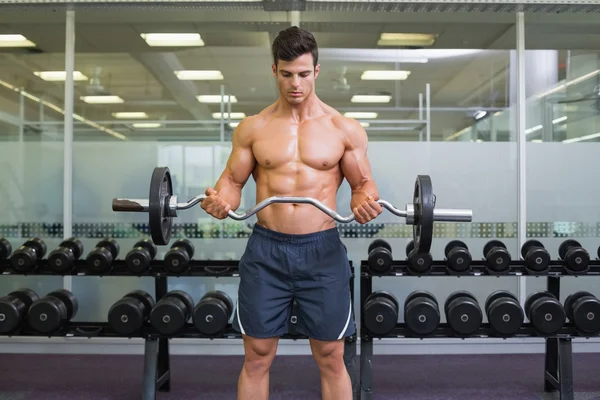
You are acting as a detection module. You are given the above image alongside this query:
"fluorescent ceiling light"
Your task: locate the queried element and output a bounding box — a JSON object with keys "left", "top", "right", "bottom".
{"left": 175, "top": 70, "right": 224, "bottom": 80}
{"left": 351, "top": 95, "right": 391, "bottom": 103}
{"left": 80, "top": 95, "right": 124, "bottom": 104}
{"left": 141, "top": 33, "right": 204, "bottom": 47}
{"left": 361, "top": 70, "right": 410, "bottom": 80}
{"left": 563, "top": 132, "right": 600, "bottom": 143}
{"left": 34, "top": 71, "right": 88, "bottom": 82}
{"left": 197, "top": 95, "right": 237, "bottom": 103}
{"left": 552, "top": 116, "right": 567, "bottom": 124}
{"left": 229, "top": 122, "right": 240, "bottom": 128}
{"left": 112, "top": 112, "right": 148, "bottom": 119}
{"left": 525, "top": 125, "right": 543, "bottom": 134}
{"left": 212, "top": 112, "right": 246, "bottom": 119}
{"left": 474, "top": 110, "right": 488, "bottom": 120}
{"left": 360, "top": 122, "right": 370, "bottom": 128}
{"left": 378, "top": 33, "right": 437, "bottom": 47}
{"left": 133, "top": 123, "right": 161, "bottom": 128}
{"left": 344, "top": 112, "right": 378, "bottom": 119}
{"left": 531, "top": 139, "right": 543, "bottom": 143}
{"left": 0, "top": 34, "right": 36, "bottom": 48}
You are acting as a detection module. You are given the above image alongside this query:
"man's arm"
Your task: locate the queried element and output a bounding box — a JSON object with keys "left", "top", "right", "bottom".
{"left": 338, "top": 117, "right": 382, "bottom": 223}
{"left": 203, "top": 118, "right": 256, "bottom": 218}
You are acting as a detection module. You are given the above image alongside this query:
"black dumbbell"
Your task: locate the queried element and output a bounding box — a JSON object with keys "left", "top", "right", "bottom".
{"left": 406, "top": 240, "right": 433, "bottom": 275}
{"left": 48, "top": 237, "right": 84, "bottom": 273}
{"left": 86, "top": 238, "right": 120, "bottom": 273}
{"left": 164, "top": 239, "right": 195, "bottom": 273}
{"left": 0, "top": 288, "right": 39, "bottom": 334}
{"left": 444, "top": 240, "right": 472, "bottom": 273}
{"left": 149, "top": 290, "right": 194, "bottom": 335}
{"left": 27, "top": 289, "right": 78, "bottom": 333}
{"left": 484, "top": 290, "right": 524, "bottom": 336}
{"left": 108, "top": 290, "right": 155, "bottom": 336}
{"left": 126, "top": 239, "right": 157, "bottom": 274}
{"left": 524, "top": 291, "right": 566, "bottom": 335}
{"left": 0, "top": 238, "right": 12, "bottom": 260}
{"left": 9, "top": 237, "right": 47, "bottom": 273}
{"left": 193, "top": 290, "right": 234, "bottom": 336}
{"left": 363, "top": 291, "right": 398, "bottom": 336}
{"left": 367, "top": 239, "right": 393, "bottom": 274}
{"left": 403, "top": 290, "right": 440, "bottom": 336}
{"left": 558, "top": 239, "right": 589, "bottom": 273}
{"left": 564, "top": 291, "right": 600, "bottom": 335}
{"left": 483, "top": 240, "right": 511, "bottom": 273}
{"left": 444, "top": 291, "right": 483, "bottom": 336}
{"left": 521, "top": 240, "right": 550, "bottom": 273}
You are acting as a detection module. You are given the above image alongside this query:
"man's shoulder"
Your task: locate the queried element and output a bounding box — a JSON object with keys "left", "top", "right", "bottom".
{"left": 329, "top": 113, "right": 367, "bottom": 140}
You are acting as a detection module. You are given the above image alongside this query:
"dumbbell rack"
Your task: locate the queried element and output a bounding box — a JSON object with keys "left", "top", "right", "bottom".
{"left": 358, "top": 259, "right": 600, "bottom": 400}
{"left": 0, "top": 258, "right": 358, "bottom": 400}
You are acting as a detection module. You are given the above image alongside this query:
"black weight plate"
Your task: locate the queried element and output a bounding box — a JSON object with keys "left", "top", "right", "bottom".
{"left": 485, "top": 290, "right": 517, "bottom": 314}
{"left": 368, "top": 239, "right": 392, "bottom": 255}
{"left": 126, "top": 247, "right": 152, "bottom": 274}
{"left": 135, "top": 239, "right": 157, "bottom": 260}
{"left": 405, "top": 240, "right": 414, "bottom": 257}
{"left": 564, "top": 291, "right": 594, "bottom": 321}
{"left": 524, "top": 247, "right": 550, "bottom": 272}
{"left": 525, "top": 291, "right": 553, "bottom": 319}
{"left": 572, "top": 297, "right": 600, "bottom": 334}
{"left": 10, "top": 247, "right": 37, "bottom": 273}
{"left": 444, "top": 291, "right": 477, "bottom": 317}
{"left": 125, "top": 290, "right": 156, "bottom": 313}
{"left": 61, "top": 237, "right": 84, "bottom": 260}
{"left": 408, "top": 251, "right": 433, "bottom": 274}
{"left": 530, "top": 298, "right": 565, "bottom": 335}
{"left": 0, "top": 238, "right": 12, "bottom": 259}
{"left": 193, "top": 298, "right": 230, "bottom": 336}
{"left": 149, "top": 167, "right": 173, "bottom": 246}
{"left": 367, "top": 291, "right": 399, "bottom": 315}
{"left": 167, "top": 290, "right": 194, "bottom": 317}
{"left": 405, "top": 290, "right": 438, "bottom": 308}
{"left": 488, "top": 298, "right": 524, "bottom": 336}
{"left": 483, "top": 240, "right": 506, "bottom": 258}
{"left": 447, "top": 247, "right": 472, "bottom": 272}
{"left": 404, "top": 297, "right": 440, "bottom": 336}
{"left": 444, "top": 240, "right": 468, "bottom": 257}
{"left": 164, "top": 249, "right": 190, "bottom": 273}
{"left": 559, "top": 239, "right": 580, "bottom": 260}
{"left": 484, "top": 247, "right": 511, "bottom": 273}
{"left": 521, "top": 239, "right": 544, "bottom": 259}
{"left": 87, "top": 248, "right": 113, "bottom": 273}
{"left": 565, "top": 248, "right": 590, "bottom": 272}
{"left": 23, "top": 238, "right": 46, "bottom": 258}
{"left": 413, "top": 175, "right": 434, "bottom": 254}
{"left": 48, "top": 248, "right": 76, "bottom": 273}
{"left": 97, "top": 238, "right": 120, "bottom": 259}
{"left": 0, "top": 296, "right": 25, "bottom": 333}
{"left": 364, "top": 296, "right": 398, "bottom": 336}
{"left": 172, "top": 239, "right": 195, "bottom": 258}
{"left": 8, "top": 288, "right": 39, "bottom": 309}
{"left": 202, "top": 290, "right": 234, "bottom": 317}
{"left": 446, "top": 298, "right": 482, "bottom": 335}
{"left": 368, "top": 246, "right": 393, "bottom": 274}
{"left": 150, "top": 297, "right": 187, "bottom": 335}
{"left": 48, "top": 289, "right": 78, "bottom": 320}
{"left": 27, "top": 297, "right": 66, "bottom": 333}
{"left": 108, "top": 298, "right": 145, "bottom": 335}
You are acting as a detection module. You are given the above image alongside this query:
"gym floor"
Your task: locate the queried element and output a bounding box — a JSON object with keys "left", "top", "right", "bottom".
{"left": 0, "top": 353, "right": 598, "bottom": 399}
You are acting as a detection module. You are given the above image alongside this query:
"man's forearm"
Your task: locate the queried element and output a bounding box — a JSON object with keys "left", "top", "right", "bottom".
{"left": 351, "top": 179, "right": 379, "bottom": 200}
{"left": 214, "top": 174, "right": 243, "bottom": 210}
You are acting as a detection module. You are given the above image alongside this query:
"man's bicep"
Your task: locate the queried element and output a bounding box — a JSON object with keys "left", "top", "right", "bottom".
{"left": 340, "top": 124, "right": 375, "bottom": 190}
{"left": 222, "top": 123, "right": 256, "bottom": 187}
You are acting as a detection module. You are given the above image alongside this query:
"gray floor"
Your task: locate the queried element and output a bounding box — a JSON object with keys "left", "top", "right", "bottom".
{"left": 0, "top": 353, "right": 598, "bottom": 399}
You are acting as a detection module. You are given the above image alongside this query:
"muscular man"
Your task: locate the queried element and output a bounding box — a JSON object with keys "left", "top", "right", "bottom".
{"left": 201, "top": 26, "right": 382, "bottom": 400}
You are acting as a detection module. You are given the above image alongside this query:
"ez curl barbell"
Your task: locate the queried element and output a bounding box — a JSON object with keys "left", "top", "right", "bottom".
{"left": 111, "top": 167, "right": 473, "bottom": 251}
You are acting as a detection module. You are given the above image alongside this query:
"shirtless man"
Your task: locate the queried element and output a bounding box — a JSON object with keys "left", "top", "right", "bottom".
{"left": 201, "top": 26, "right": 382, "bottom": 400}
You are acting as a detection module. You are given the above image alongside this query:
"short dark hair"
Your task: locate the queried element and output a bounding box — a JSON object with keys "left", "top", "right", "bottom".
{"left": 271, "top": 26, "right": 318, "bottom": 68}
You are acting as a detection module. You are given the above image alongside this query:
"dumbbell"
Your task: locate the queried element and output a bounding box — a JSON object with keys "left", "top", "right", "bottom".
{"left": 444, "top": 291, "right": 483, "bottom": 336}
{"left": 363, "top": 291, "right": 398, "bottom": 336}
{"left": 125, "top": 239, "right": 157, "bottom": 274}
{"left": 484, "top": 290, "right": 524, "bottom": 336}
{"left": 403, "top": 290, "right": 440, "bottom": 336}
{"left": 193, "top": 290, "right": 234, "bottom": 336}
{"left": 406, "top": 240, "right": 433, "bottom": 275}
{"left": 48, "top": 237, "right": 84, "bottom": 273}
{"left": 0, "top": 238, "right": 12, "bottom": 260}
{"left": 149, "top": 290, "right": 194, "bottom": 335}
{"left": 521, "top": 240, "right": 550, "bottom": 273}
{"left": 558, "top": 239, "right": 589, "bottom": 273}
{"left": 0, "top": 288, "right": 39, "bottom": 334}
{"left": 524, "top": 291, "right": 566, "bottom": 335}
{"left": 483, "top": 240, "right": 511, "bottom": 273}
{"left": 444, "top": 240, "right": 472, "bottom": 273}
{"left": 86, "top": 238, "right": 120, "bottom": 273}
{"left": 367, "top": 239, "right": 393, "bottom": 274}
{"left": 164, "top": 239, "right": 195, "bottom": 273}
{"left": 9, "top": 237, "right": 46, "bottom": 273}
{"left": 108, "top": 290, "right": 155, "bottom": 336}
{"left": 27, "top": 289, "right": 78, "bottom": 333}
{"left": 564, "top": 291, "right": 600, "bottom": 335}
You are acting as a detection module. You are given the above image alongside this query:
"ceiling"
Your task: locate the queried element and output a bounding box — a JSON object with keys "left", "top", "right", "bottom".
{"left": 0, "top": 9, "right": 598, "bottom": 141}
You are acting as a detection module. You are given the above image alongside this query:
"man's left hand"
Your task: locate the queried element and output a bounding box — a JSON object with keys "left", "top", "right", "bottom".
{"left": 351, "top": 192, "right": 383, "bottom": 224}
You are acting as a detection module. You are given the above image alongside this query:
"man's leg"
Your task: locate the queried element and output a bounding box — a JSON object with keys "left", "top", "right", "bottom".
{"left": 238, "top": 335, "right": 279, "bottom": 400}
{"left": 309, "top": 337, "right": 352, "bottom": 400}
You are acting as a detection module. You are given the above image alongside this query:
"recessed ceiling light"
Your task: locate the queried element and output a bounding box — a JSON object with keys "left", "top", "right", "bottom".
{"left": 212, "top": 112, "right": 246, "bottom": 119}
{"left": 351, "top": 95, "right": 391, "bottom": 103}
{"left": 378, "top": 33, "right": 437, "bottom": 47}
{"left": 34, "top": 71, "right": 89, "bottom": 82}
{"left": 0, "top": 34, "right": 36, "bottom": 48}
{"left": 80, "top": 95, "right": 124, "bottom": 104}
{"left": 141, "top": 33, "right": 204, "bottom": 47}
{"left": 361, "top": 71, "right": 410, "bottom": 80}
{"left": 133, "top": 123, "right": 161, "bottom": 128}
{"left": 197, "top": 95, "right": 237, "bottom": 103}
{"left": 175, "top": 70, "right": 224, "bottom": 80}
{"left": 112, "top": 112, "right": 148, "bottom": 119}
{"left": 344, "top": 112, "right": 378, "bottom": 119}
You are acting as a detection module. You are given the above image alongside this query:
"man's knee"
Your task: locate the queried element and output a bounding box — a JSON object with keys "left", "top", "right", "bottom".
{"left": 242, "top": 335, "right": 279, "bottom": 376}
{"left": 310, "top": 339, "right": 347, "bottom": 376}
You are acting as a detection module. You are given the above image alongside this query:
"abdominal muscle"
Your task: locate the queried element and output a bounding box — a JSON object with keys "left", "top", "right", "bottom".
{"left": 253, "top": 164, "right": 343, "bottom": 235}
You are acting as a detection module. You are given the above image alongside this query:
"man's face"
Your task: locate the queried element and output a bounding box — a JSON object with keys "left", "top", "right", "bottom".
{"left": 272, "top": 53, "right": 320, "bottom": 105}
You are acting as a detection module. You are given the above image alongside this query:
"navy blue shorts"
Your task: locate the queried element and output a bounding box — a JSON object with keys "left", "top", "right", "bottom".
{"left": 233, "top": 224, "right": 356, "bottom": 341}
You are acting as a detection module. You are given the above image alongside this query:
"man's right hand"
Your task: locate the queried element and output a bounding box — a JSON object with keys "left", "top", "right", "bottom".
{"left": 201, "top": 188, "right": 232, "bottom": 219}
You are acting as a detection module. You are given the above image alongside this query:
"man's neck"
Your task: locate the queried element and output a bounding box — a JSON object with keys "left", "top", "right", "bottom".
{"left": 276, "top": 94, "right": 322, "bottom": 123}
